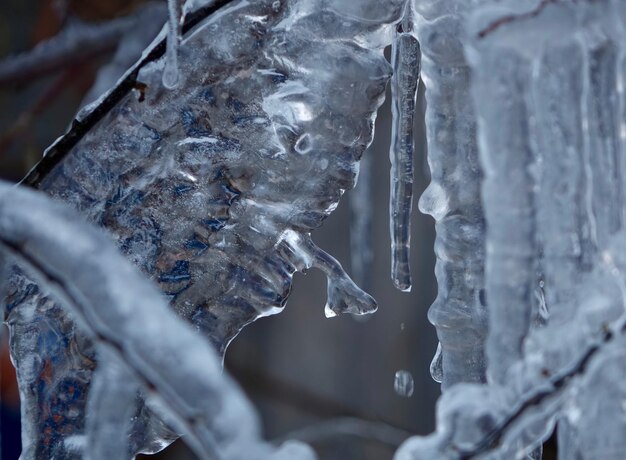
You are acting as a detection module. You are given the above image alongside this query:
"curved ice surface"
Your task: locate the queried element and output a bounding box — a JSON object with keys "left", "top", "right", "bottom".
{"left": 5, "top": 0, "right": 405, "bottom": 457}
{"left": 414, "top": 0, "right": 487, "bottom": 389}
{"left": 0, "top": 181, "right": 315, "bottom": 460}
{"left": 397, "top": 0, "right": 626, "bottom": 458}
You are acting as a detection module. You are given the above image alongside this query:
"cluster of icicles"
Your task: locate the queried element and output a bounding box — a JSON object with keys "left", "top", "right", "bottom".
{"left": 3, "top": 0, "right": 626, "bottom": 458}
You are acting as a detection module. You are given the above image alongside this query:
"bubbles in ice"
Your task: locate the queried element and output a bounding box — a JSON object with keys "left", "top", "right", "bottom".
{"left": 394, "top": 369, "right": 414, "bottom": 397}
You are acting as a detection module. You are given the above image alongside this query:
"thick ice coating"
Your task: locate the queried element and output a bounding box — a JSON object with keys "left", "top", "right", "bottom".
{"left": 415, "top": 0, "right": 487, "bottom": 389}
{"left": 5, "top": 0, "right": 408, "bottom": 457}
{"left": 0, "top": 181, "right": 316, "bottom": 460}
{"left": 397, "top": 0, "right": 626, "bottom": 458}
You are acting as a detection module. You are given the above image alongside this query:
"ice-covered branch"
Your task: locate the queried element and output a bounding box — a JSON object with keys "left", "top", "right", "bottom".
{"left": 0, "top": 181, "right": 315, "bottom": 460}
{"left": 20, "top": 0, "right": 236, "bottom": 188}
{"left": 389, "top": 2, "right": 421, "bottom": 292}
{"left": 414, "top": 0, "right": 487, "bottom": 388}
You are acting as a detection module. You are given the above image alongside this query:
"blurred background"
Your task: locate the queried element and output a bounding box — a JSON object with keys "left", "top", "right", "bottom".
{"left": 0, "top": 1, "right": 441, "bottom": 459}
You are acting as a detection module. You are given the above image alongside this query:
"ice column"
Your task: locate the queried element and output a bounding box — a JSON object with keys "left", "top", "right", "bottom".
{"left": 395, "top": 1, "right": 626, "bottom": 458}
{"left": 85, "top": 350, "right": 139, "bottom": 460}
{"left": 414, "top": 0, "right": 487, "bottom": 388}
{"left": 0, "top": 181, "right": 317, "bottom": 460}
{"left": 389, "top": 7, "right": 421, "bottom": 292}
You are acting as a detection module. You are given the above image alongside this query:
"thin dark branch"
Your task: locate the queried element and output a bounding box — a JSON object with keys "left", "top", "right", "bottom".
{"left": 458, "top": 326, "right": 615, "bottom": 459}
{"left": 477, "top": 0, "right": 558, "bottom": 39}
{"left": 21, "top": 0, "right": 237, "bottom": 188}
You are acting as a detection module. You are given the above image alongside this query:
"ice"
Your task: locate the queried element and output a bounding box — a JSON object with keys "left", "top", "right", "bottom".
{"left": 389, "top": 7, "right": 420, "bottom": 293}
{"left": 0, "top": 181, "right": 315, "bottom": 460}
{"left": 163, "top": 0, "right": 183, "bottom": 89}
{"left": 394, "top": 370, "right": 414, "bottom": 398}
{"left": 396, "top": 1, "right": 626, "bottom": 458}
{"left": 84, "top": 350, "right": 138, "bottom": 460}
{"left": 7, "top": 0, "right": 398, "bottom": 456}
{"left": 414, "top": 0, "right": 487, "bottom": 389}
{"left": 350, "top": 153, "right": 373, "bottom": 289}
{"left": 277, "top": 230, "right": 377, "bottom": 318}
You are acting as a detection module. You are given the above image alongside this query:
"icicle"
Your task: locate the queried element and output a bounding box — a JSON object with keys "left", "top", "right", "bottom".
{"left": 163, "top": 0, "right": 183, "bottom": 89}
{"left": 278, "top": 230, "right": 377, "bottom": 318}
{"left": 85, "top": 351, "right": 138, "bottom": 460}
{"left": 389, "top": 10, "right": 420, "bottom": 292}
{"left": 414, "top": 0, "right": 487, "bottom": 389}
{"left": 350, "top": 153, "right": 373, "bottom": 289}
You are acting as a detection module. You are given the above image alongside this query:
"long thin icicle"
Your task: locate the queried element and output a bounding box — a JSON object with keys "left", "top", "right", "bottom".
{"left": 389, "top": 7, "right": 421, "bottom": 292}
{"left": 163, "top": 0, "right": 183, "bottom": 89}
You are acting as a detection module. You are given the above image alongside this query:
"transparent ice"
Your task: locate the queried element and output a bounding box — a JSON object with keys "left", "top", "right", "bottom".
{"left": 4, "top": 0, "right": 418, "bottom": 457}
{"left": 397, "top": 1, "right": 626, "bottom": 459}
{"left": 0, "top": 181, "right": 315, "bottom": 460}
{"left": 394, "top": 370, "right": 415, "bottom": 398}
{"left": 4, "top": 0, "right": 626, "bottom": 458}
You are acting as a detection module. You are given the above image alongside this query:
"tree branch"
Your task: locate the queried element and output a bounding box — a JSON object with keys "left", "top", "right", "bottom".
{"left": 20, "top": 0, "right": 236, "bottom": 188}
{"left": 0, "top": 181, "right": 315, "bottom": 460}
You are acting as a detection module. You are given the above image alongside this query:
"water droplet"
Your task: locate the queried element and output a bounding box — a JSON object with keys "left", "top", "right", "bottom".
{"left": 394, "top": 370, "right": 414, "bottom": 397}
{"left": 430, "top": 343, "right": 443, "bottom": 383}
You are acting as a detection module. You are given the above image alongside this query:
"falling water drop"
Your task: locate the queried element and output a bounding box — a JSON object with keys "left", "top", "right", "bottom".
{"left": 430, "top": 343, "right": 443, "bottom": 383}
{"left": 394, "top": 370, "right": 414, "bottom": 397}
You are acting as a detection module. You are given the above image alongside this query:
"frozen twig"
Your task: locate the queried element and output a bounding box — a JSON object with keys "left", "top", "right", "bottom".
{"left": 20, "top": 0, "right": 236, "bottom": 188}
